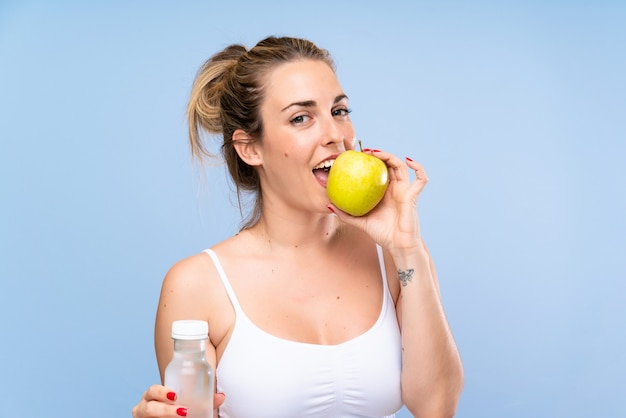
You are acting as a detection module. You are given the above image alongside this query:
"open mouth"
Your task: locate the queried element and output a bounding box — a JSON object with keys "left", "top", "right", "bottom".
{"left": 312, "top": 159, "right": 335, "bottom": 187}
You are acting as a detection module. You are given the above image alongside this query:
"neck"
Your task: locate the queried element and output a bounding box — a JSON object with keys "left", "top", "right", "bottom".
{"left": 247, "top": 210, "right": 341, "bottom": 251}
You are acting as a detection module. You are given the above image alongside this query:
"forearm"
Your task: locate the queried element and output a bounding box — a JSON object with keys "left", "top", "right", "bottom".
{"left": 392, "top": 244, "right": 464, "bottom": 416}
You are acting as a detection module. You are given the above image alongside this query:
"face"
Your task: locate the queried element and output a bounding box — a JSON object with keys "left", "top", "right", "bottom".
{"left": 256, "top": 59, "right": 356, "bottom": 214}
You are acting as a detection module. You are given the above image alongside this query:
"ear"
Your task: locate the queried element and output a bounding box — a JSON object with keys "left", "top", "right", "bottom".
{"left": 232, "top": 129, "right": 263, "bottom": 166}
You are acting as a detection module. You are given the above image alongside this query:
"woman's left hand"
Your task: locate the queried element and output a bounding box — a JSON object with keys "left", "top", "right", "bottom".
{"left": 328, "top": 149, "right": 428, "bottom": 254}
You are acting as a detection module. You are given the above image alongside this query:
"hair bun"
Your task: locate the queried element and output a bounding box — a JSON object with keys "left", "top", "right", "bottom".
{"left": 187, "top": 45, "right": 247, "bottom": 158}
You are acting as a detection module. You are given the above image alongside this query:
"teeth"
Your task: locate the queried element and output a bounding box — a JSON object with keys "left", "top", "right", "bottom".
{"left": 313, "top": 159, "right": 335, "bottom": 170}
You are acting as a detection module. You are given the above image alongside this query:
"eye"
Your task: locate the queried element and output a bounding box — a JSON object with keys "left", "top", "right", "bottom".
{"left": 290, "top": 114, "right": 311, "bottom": 125}
{"left": 332, "top": 107, "right": 352, "bottom": 118}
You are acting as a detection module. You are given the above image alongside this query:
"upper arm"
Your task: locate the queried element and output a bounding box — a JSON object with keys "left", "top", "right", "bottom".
{"left": 154, "top": 254, "right": 215, "bottom": 383}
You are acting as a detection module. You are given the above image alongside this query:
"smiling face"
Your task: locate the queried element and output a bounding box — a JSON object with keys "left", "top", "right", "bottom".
{"left": 254, "top": 59, "right": 356, "bottom": 214}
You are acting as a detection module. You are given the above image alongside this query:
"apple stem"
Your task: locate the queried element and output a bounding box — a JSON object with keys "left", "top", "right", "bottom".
{"left": 358, "top": 139, "right": 363, "bottom": 152}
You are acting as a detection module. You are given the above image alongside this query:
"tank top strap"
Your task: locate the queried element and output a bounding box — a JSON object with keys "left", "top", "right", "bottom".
{"left": 376, "top": 244, "right": 392, "bottom": 297}
{"left": 203, "top": 248, "right": 244, "bottom": 314}
{"left": 206, "top": 246, "right": 388, "bottom": 315}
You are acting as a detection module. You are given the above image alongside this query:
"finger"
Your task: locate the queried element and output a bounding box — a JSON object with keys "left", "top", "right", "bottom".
{"left": 405, "top": 158, "right": 428, "bottom": 182}
{"left": 215, "top": 392, "right": 226, "bottom": 409}
{"left": 133, "top": 400, "right": 186, "bottom": 418}
{"left": 327, "top": 204, "right": 367, "bottom": 226}
{"left": 132, "top": 395, "right": 225, "bottom": 418}
{"left": 405, "top": 158, "right": 429, "bottom": 197}
{"left": 144, "top": 385, "right": 178, "bottom": 403}
{"left": 368, "top": 150, "right": 410, "bottom": 182}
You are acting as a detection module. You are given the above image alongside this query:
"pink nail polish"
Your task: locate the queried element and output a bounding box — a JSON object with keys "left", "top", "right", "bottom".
{"left": 177, "top": 407, "right": 188, "bottom": 417}
{"left": 166, "top": 392, "right": 176, "bottom": 401}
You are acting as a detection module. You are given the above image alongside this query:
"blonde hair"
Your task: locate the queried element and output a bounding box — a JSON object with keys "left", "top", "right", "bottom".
{"left": 187, "top": 36, "right": 334, "bottom": 229}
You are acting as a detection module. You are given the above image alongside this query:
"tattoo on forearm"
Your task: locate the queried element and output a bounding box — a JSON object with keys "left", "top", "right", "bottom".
{"left": 398, "top": 268, "right": 415, "bottom": 287}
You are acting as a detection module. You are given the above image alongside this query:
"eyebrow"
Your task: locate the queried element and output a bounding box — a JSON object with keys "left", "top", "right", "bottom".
{"left": 281, "top": 94, "right": 349, "bottom": 112}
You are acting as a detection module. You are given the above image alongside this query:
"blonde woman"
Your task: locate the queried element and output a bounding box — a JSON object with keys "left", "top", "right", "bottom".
{"left": 132, "top": 36, "right": 463, "bottom": 418}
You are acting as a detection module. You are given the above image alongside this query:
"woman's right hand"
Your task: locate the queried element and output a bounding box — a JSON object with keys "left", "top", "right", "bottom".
{"left": 132, "top": 385, "right": 226, "bottom": 417}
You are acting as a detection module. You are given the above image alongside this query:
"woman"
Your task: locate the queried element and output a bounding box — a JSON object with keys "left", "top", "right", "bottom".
{"left": 132, "top": 36, "right": 463, "bottom": 418}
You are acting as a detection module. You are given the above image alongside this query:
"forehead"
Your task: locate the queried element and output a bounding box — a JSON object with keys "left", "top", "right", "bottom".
{"left": 262, "top": 59, "right": 343, "bottom": 107}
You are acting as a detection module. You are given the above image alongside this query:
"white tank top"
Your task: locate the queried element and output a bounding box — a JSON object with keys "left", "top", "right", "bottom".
{"left": 204, "top": 246, "right": 403, "bottom": 418}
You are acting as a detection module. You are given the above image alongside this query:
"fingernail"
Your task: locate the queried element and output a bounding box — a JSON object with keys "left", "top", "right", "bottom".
{"left": 166, "top": 392, "right": 176, "bottom": 401}
{"left": 327, "top": 205, "right": 336, "bottom": 213}
{"left": 177, "top": 407, "right": 188, "bottom": 417}
{"left": 362, "top": 148, "right": 371, "bottom": 152}
{"left": 371, "top": 149, "right": 381, "bottom": 153}
{"left": 406, "top": 156, "right": 413, "bottom": 161}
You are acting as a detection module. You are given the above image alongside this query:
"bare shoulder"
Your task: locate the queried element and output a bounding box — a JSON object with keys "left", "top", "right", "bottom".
{"left": 155, "top": 244, "right": 237, "bottom": 352}
{"left": 157, "top": 251, "right": 222, "bottom": 319}
{"left": 161, "top": 232, "right": 251, "bottom": 300}
{"left": 163, "top": 252, "right": 215, "bottom": 291}
{"left": 154, "top": 248, "right": 233, "bottom": 375}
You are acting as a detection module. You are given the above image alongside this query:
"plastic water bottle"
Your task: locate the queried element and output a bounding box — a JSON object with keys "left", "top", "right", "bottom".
{"left": 164, "top": 320, "right": 214, "bottom": 418}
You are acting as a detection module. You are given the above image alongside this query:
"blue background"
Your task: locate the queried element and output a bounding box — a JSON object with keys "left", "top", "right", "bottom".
{"left": 1, "top": 1, "right": 625, "bottom": 417}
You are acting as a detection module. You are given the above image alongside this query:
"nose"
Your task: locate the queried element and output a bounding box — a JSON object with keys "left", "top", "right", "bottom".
{"left": 321, "top": 116, "right": 354, "bottom": 149}
{"left": 321, "top": 118, "right": 342, "bottom": 146}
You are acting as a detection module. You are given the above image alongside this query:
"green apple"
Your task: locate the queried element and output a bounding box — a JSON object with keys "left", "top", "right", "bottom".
{"left": 326, "top": 149, "right": 389, "bottom": 216}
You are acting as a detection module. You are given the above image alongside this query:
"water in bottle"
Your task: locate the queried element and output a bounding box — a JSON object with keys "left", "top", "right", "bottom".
{"left": 164, "top": 320, "right": 214, "bottom": 418}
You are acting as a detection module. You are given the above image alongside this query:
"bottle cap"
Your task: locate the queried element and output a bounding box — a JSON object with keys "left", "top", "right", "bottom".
{"left": 171, "top": 320, "right": 209, "bottom": 340}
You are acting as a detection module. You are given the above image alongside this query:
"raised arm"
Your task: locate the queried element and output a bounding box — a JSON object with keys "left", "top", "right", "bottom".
{"left": 328, "top": 150, "right": 464, "bottom": 417}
